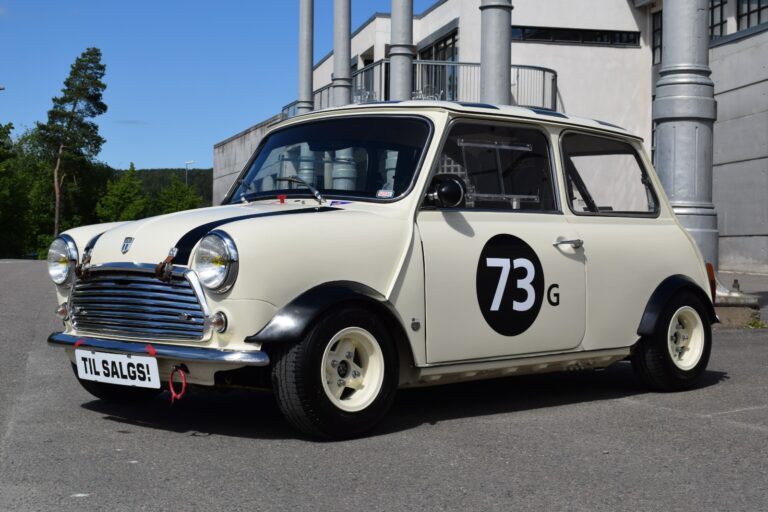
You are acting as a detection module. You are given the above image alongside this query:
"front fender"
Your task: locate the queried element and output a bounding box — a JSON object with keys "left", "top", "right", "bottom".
{"left": 245, "top": 281, "right": 406, "bottom": 346}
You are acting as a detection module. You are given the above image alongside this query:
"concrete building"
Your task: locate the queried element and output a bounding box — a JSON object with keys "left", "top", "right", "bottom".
{"left": 213, "top": 0, "right": 768, "bottom": 273}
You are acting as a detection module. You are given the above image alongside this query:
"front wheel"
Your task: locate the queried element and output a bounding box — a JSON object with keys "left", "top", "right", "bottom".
{"left": 271, "top": 307, "right": 399, "bottom": 439}
{"left": 632, "top": 291, "right": 712, "bottom": 391}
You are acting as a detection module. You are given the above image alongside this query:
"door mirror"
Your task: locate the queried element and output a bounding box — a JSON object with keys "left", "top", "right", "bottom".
{"left": 426, "top": 174, "right": 465, "bottom": 208}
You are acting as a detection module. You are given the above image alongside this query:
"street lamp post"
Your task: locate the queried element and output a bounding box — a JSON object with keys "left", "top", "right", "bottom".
{"left": 185, "top": 160, "right": 194, "bottom": 185}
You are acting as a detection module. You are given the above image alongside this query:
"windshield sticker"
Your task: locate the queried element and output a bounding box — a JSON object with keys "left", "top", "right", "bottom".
{"left": 376, "top": 190, "right": 394, "bottom": 199}
{"left": 329, "top": 200, "right": 352, "bottom": 206}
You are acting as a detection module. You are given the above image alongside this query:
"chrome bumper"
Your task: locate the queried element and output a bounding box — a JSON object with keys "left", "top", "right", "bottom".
{"left": 48, "top": 332, "right": 270, "bottom": 366}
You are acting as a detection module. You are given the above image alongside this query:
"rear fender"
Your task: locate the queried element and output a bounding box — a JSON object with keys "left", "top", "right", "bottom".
{"left": 637, "top": 275, "right": 718, "bottom": 336}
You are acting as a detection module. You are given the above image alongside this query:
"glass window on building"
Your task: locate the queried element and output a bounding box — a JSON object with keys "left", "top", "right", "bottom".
{"left": 652, "top": 11, "right": 662, "bottom": 64}
{"left": 416, "top": 31, "right": 459, "bottom": 101}
{"left": 510, "top": 26, "right": 640, "bottom": 47}
{"left": 710, "top": 0, "right": 728, "bottom": 37}
{"left": 738, "top": 0, "right": 768, "bottom": 30}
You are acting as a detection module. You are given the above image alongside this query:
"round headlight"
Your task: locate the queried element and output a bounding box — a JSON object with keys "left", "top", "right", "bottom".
{"left": 47, "top": 236, "right": 78, "bottom": 285}
{"left": 193, "top": 231, "right": 239, "bottom": 293}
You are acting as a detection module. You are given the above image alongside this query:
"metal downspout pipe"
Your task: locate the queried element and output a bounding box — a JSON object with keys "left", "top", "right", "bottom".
{"left": 296, "top": 0, "right": 314, "bottom": 115}
{"left": 332, "top": 0, "right": 354, "bottom": 189}
{"left": 479, "top": 0, "right": 513, "bottom": 106}
{"left": 652, "top": 0, "right": 718, "bottom": 268}
{"left": 297, "top": 0, "right": 315, "bottom": 185}
{"left": 389, "top": 0, "right": 415, "bottom": 101}
{"left": 332, "top": 0, "right": 352, "bottom": 107}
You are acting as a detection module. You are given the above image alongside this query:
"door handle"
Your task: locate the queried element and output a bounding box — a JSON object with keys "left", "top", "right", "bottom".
{"left": 553, "top": 238, "right": 584, "bottom": 249}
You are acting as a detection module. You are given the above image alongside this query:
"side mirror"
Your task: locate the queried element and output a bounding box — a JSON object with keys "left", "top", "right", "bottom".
{"left": 426, "top": 174, "right": 465, "bottom": 208}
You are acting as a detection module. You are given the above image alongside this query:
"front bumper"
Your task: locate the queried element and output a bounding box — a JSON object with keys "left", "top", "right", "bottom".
{"left": 48, "top": 332, "right": 270, "bottom": 366}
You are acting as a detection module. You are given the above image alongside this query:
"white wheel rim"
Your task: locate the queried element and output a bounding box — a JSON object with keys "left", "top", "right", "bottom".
{"left": 320, "top": 327, "right": 385, "bottom": 412}
{"left": 667, "top": 306, "right": 705, "bottom": 371}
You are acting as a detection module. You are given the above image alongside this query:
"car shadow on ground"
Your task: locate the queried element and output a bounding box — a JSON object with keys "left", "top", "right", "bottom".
{"left": 81, "top": 362, "right": 728, "bottom": 441}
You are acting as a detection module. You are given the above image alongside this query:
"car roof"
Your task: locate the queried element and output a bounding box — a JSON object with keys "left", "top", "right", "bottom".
{"left": 298, "top": 100, "right": 641, "bottom": 141}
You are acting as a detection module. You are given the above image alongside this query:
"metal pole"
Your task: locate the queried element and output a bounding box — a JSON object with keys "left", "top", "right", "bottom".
{"left": 389, "top": 0, "right": 414, "bottom": 101}
{"left": 297, "top": 0, "right": 314, "bottom": 114}
{"left": 185, "top": 160, "right": 194, "bottom": 186}
{"left": 479, "top": 0, "right": 512, "bottom": 105}
{"left": 332, "top": 0, "right": 351, "bottom": 107}
{"left": 652, "top": 0, "right": 718, "bottom": 268}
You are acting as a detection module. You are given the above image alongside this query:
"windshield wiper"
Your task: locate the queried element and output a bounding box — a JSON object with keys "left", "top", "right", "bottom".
{"left": 274, "top": 176, "right": 325, "bottom": 205}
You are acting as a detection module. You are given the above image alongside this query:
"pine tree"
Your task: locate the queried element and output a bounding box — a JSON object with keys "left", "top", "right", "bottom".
{"left": 37, "top": 47, "right": 107, "bottom": 236}
{"left": 156, "top": 174, "right": 203, "bottom": 214}
{"left": 96, "top": 163, "right": 150, "bottom": 222}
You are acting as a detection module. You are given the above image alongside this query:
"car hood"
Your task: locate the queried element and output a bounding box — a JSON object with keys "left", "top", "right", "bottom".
{"left": 87, "top": 202, "right": 339, "bottom": 266}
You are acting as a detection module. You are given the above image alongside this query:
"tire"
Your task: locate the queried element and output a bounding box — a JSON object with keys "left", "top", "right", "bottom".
{"left": 271, "top": 306, "right": 399, "bottom": 439}
{"left": 632, "top": 291, "right": 712, "bottom": 391}
{"left": 71, "top": 364, "right": 162, "bottom": 403}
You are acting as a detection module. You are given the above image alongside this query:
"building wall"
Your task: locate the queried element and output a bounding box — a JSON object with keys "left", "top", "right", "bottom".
{"left": 310, "top": 0, "right": 652, "bottom": 144}
{"left": 710, "top": 27, "right": 768, "bottom": 273}
{"left": 212, "top": 114, "right": 283, "bottom": 204}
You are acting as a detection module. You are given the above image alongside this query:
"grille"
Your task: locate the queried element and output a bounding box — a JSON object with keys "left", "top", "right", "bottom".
{"left": 70, "top": 272, "right": 206, "bottom": 341}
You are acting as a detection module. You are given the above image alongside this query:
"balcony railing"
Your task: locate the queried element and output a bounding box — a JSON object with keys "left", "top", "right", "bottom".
{"left": 282, "top": 59, "right": 558, "bottom": 118}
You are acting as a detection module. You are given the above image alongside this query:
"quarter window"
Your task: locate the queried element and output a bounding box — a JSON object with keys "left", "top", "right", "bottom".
{"left": 434, "top": 122, "right": 557, "bottom": 211}
{"left": 561, "top": 133, "right": 658, "bottom": 216}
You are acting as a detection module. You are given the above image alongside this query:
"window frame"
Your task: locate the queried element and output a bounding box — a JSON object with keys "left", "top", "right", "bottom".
{"left": 738, "top": 0, "right": 768, "bottom": 30}
{"left": 510, "top": 25, "right": 640, "bottom": 48}
{"left": 710, "top": 0, "right": 728, "bottom": 38}
{"left": 558, "top": 130, "right": 661, "bottom": 219}
{"left": 420, "top": 117, "right": 562, "bottom": 215}
{"left": 652, "top": 11, "right": 663, "bottom": 65}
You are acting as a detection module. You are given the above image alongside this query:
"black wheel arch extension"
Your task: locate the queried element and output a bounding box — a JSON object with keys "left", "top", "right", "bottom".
{"left": 245, "top": 281, "right": 411, "bottom": 353}
{"left": 637, "top": 274, "right": 718, "bottom": 336}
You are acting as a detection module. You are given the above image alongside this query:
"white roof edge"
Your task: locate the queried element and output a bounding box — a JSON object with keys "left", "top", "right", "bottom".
{"left": 289, "top": 101, "right": 641, "bottom": 140}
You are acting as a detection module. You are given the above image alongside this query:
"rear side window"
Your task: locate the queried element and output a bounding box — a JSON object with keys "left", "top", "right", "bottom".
{"left": 561, "top": 133, "right": 658, "bottom": 216}
{"left": 434, "top": 122, "right": 557, "bottom": 211}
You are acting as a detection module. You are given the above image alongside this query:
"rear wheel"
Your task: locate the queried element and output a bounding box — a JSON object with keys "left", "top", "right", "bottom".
{"left": 71, "top": 364, "right": 162, "bottom": 403}
{"left": 271, "top": 307, "right": 398, "bottom": 439}
{"left": 632, "top": 291, "right": 712, "bottom": 391}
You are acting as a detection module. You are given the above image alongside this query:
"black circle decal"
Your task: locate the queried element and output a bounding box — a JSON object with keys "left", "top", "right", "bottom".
{"left": 476, "top": 234, "right": 545, "bottom": 336}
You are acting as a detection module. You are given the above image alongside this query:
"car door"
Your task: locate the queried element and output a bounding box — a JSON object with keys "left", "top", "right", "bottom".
{"left": 558, "top": 131, "right": 677, "bottom": 351}
{"left": 417, "top": 120, "right": 586, "bottom": 364}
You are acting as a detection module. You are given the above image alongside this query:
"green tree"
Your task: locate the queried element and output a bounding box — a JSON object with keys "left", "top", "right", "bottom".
{"left": 0, "top": 123, "right": 14, "bottom": 163}
{"left": 0, "top": 125, "right": 51, "bottom": 257}
{"left": 96, "top": 163, "right": 149, "bottom": 222}
{"left": 37, "top": 47, "right": 107, "bottom": 236}
{"left": 155, "top": 174, "right": 203, "bottom": 214}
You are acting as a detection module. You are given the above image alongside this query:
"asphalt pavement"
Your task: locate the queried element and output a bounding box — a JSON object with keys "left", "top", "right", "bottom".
{"left": 1, "top": 260, "right": 767, "bottom": 511}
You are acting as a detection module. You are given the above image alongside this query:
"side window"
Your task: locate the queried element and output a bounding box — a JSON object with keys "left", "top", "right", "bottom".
{"left": 561, "top": 133, "right": 658, "bottom": 215}
{"left": 435, "top": 122, "right": 556, "bottom": 211}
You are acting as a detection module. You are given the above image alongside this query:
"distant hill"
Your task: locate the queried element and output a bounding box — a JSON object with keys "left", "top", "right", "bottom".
{"left": 132, "top": 168, "right": 213, "bottom": 207}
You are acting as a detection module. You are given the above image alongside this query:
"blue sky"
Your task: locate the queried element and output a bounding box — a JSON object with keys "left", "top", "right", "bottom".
{"left": 0, "top": 0, "right": 434, "bottom": 169}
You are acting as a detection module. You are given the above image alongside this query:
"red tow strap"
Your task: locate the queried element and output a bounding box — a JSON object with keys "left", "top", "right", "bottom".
{"left": 169, "top": 365, "right": 187, "bottom": 404}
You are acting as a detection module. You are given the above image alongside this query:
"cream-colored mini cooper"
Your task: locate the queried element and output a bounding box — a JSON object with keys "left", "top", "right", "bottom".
{"left": 48, "top": 102, "right": 718, "bottom": 439}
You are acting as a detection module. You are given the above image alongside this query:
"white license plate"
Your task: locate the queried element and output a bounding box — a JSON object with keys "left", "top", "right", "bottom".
{"left": 75, "top": 349, "right": 161, "bottom": 389}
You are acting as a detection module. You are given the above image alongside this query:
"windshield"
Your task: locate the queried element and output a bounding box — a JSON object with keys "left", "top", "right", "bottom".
{"left": 227, "top": 116, "right": 431, "bottom": 203}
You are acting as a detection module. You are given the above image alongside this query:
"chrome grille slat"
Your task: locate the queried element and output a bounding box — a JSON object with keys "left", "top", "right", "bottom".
{"left": 72, "top": 289, "right": 199, "bottom": 303}
{"left": 73, "top": 303, "right": 204, "bottom": 317}
{"left": 72, "top": 296, "right": 202, "bottom": 310}
{"left": 75, "top": 282, "right": 195, "bottom": 295}
{"left": 70, "top": 271, "right": 206, "bottom": 341}
{"left": 75, "top": 309, "right": 205, "bottom": 324}
{"left": 74, "top": 324, "right": 205, "bottom": 340}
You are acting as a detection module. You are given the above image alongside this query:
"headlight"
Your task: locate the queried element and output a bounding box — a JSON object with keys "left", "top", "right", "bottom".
{"left": 192, "top": 231, "right": 239, "bottom": 293}
{"left": 47, "top": 235, "right": 78, "bottom": 285}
